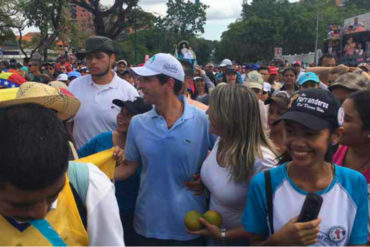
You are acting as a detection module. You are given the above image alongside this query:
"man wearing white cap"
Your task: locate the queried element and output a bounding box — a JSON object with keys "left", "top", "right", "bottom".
{"left": 216, "top": 58, "right": 243, "bottom": 84}
{"left": 115, "top": 53, "right": 215, "bottom": 245}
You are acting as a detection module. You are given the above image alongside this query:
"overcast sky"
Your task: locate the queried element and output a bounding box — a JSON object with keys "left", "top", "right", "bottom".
{"left": 23, "top": 1, "right": 244, "bottom": 41}
{"left": 135, "top": 0, "right": 244, "bottom": 40}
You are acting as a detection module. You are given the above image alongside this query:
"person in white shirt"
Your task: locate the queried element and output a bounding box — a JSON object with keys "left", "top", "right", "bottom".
{"left": 69, "top": 36, "right": 138, "bottom": 149}
{"left": 187, "top": 84, "right": 278, "bottom": 245}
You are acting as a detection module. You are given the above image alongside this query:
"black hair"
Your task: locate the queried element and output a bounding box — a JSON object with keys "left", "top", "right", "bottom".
{"left": 222, "top": 72, "right": 241, "bottom": 84}
{"left": 0, "top": 104, "right": 69, "bottom": 190}
{"left": 193, "top": 77, "right": 209, "bottom": 97}
{"left": 258, "top": 66, "right": 269, "bottom": 72}
{"left": 23, "top": 57, "right": 30, "bottom": 65}
{"left": 104, "top": 51, "right": 114, "bottom": 57}
{"left": 282, "top": 67, "right": 298, "bottom": 77}
{"left": 157, "top": 74, "right": 183, "bottom": 95}
{"left": 318, "top": 54, "right": 335, "bottom": 66}
{"left": 348, "top": 90, "right": 370, "bottom": 131}
{"left": 122, "top": 70, "right": 132, "bottom": 77}
{"left": 9, "top": 59, "right": 17, "bottom": 69}
{"left": 1, "top": 60, "right": 9, "bottom": 69}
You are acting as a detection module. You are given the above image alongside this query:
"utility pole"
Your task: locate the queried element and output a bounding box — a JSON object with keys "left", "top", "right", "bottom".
{"left": 314, "top": 8, "right": 319, "bottom": 65}
{"left": 134, "top": 7, "right": 137, "bottom": 65}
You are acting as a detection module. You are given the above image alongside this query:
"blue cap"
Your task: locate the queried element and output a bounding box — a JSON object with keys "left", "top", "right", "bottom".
{"left": 298, "top": 72, "right": 320, "bottom": 86}
{"left": 68, "top": 71, "right": 81, "bottom": 78}
{"left": 245, "top": 64, "right": 260, "bottom": 70}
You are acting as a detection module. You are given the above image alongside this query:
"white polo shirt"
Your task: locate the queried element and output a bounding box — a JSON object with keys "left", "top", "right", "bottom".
{"left": 69, "top": 72, "right": 138, "bottom": 149}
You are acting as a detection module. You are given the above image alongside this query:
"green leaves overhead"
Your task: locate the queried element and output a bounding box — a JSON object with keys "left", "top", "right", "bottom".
{"left": 216, "top": 0, "right": 365, "bottom": 63}
{"left": 157, "top": 0, "right": 208, "bottom": 37}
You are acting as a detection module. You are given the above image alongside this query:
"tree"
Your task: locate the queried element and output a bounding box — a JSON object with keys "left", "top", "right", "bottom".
{"left": 0, "top": 0, "right": 21, "bottom": 45}
{"left": 22, "top": 0, "right": 68, "bottom": 60}
{"left": 218, "top": 0, "right": 364, "bottom": 63}
{"left": 2, "top": 0, "right": 68, "bottom": 59}
{"left": 344, "top": 0, "right": 370, "bottom": 11}
{"left": 188, "top": 37, "right": 217, "bottom": 65}
{"left": 157, "top": 0, "right": 208, "bottom": 39}
{"left": 70, "top": 0, "right": 138, "bottom": 39}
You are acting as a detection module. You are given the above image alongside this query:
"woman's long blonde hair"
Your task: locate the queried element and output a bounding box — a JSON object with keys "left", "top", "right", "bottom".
{"left": 209, "top": 84, "right": 276, "bottom": 183}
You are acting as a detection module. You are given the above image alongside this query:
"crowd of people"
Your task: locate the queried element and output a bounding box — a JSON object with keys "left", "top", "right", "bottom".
{"left": 328, "top": 17, "right": 367, "bottom": 38}
{"left": 1, "top": 35, "right": 370, "bottom": 246}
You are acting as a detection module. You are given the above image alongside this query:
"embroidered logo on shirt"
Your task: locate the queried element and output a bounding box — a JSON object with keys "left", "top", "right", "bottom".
{"left": 328, "top": 226, "right": 346, "bottom": 243}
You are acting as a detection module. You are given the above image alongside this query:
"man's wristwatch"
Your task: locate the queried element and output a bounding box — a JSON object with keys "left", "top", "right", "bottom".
{"left": 220, "top": 228, "right": 226, "bottom": 246}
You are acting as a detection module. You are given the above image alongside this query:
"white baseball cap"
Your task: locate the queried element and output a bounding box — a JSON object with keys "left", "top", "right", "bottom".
{"left": 56, "top": 73, "right": 68, "bottom": 82}
{"left": 263, "top": 82, "right": 272, "bottom": 92}
{"left": 220, "top": 58, "right": 232, "bottom": 67}
{"left": 131, "top": 53, "right": 185, "bottom": 82}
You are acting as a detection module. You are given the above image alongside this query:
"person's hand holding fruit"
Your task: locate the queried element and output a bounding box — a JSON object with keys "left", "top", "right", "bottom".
{"left": 185, "top": 210, "right": 223, "bottom": 239}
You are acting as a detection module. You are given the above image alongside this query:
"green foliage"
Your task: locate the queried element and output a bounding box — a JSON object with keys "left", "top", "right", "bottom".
{"left": 157, "top": 0, "right": 208, "bottom": 38}
{"left": 112, "top": 0, "right": 213, "bottom": 65}
{"left": 0, "top": 0, "right": 22, "bottom": 44}
{"left": 0, "top": 29, "right": 16, "bottom": 45}
{"left": 188, "top": 37, "right": 217, "bottom": 65}
{"left": 218, "top": 0, "right": 366, "bottom": 63}
{"left": 114, "top": 27, "right": 216, "bottom": 65}
{"left": 21, "top": 0, "right": 67, "bottom": 35}
{"left": 344, "top": 0, "right": 370, "bottom": 11}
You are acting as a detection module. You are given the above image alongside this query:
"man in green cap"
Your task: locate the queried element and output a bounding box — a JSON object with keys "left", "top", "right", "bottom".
{"left": 69, "top": 36, "right": 138, "bottom": 149}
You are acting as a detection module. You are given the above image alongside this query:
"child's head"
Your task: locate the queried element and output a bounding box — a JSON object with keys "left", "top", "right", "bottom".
{"left": 278, "top": 89, "right": 341, "bottom": 165}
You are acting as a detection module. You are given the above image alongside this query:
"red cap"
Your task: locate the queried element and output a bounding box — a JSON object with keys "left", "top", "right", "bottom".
{"left": 268, "top": 66, "right": 278, "bottom": 75}
{"left": 292, "top": 60, "right": 302, "bottom": 66}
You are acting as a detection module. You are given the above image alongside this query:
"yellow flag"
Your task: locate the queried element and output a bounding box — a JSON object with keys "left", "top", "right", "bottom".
{"left": 0, "top": 88, "right": 18, "bottom": 101}
{"left": 76, "top": 148, "right": 116, "bottom": 179}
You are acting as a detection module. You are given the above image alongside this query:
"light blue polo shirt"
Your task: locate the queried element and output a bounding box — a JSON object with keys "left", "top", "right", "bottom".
{"left": 125, "top": 96, "right": 215, "bottom": 241}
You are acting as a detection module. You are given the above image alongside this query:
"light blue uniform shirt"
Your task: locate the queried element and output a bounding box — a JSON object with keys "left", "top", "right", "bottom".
{"left": 125, "top": 96, "right": 215, "bottom": 240}
{"left": 242, "top": 163, "right": 368, "bottom": 246}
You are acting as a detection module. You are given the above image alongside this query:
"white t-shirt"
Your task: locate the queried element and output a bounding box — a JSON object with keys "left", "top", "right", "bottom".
{"left": 85, "top": 163, "right": 124, "bottom": 246}
{"left": 200, "top": 138, "right": 277, "bottom": 229}
{"left": 69, "top": 72, "right": 138, "bottom": 149}
{"left": 51, "top": 163, "right": 124, "bottom": 245}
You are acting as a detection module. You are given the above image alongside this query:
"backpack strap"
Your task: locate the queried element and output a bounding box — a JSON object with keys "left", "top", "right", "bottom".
{"left": 264, "top": 170, "right": 274, "bottom": 235}
{"left": 67, "top": 161, "right": 89, "bottom": 229}
{"left": 69, "top": 182, "right": 87, "bottom": 229}
{"left": 67, "top": 161, "right": 89, "bottom": 205}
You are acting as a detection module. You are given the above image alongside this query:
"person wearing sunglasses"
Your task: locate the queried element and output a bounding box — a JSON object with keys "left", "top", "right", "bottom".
{"left": 44, "top": 62, "right": 56, "bottom": 80}
{"left": 28, "top": 59, "right": 50, "bottom": 84}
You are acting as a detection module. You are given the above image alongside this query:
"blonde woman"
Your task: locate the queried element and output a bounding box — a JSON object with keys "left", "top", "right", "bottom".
{"left": 188, "top": 84, "right": 278, "bottom": 245}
